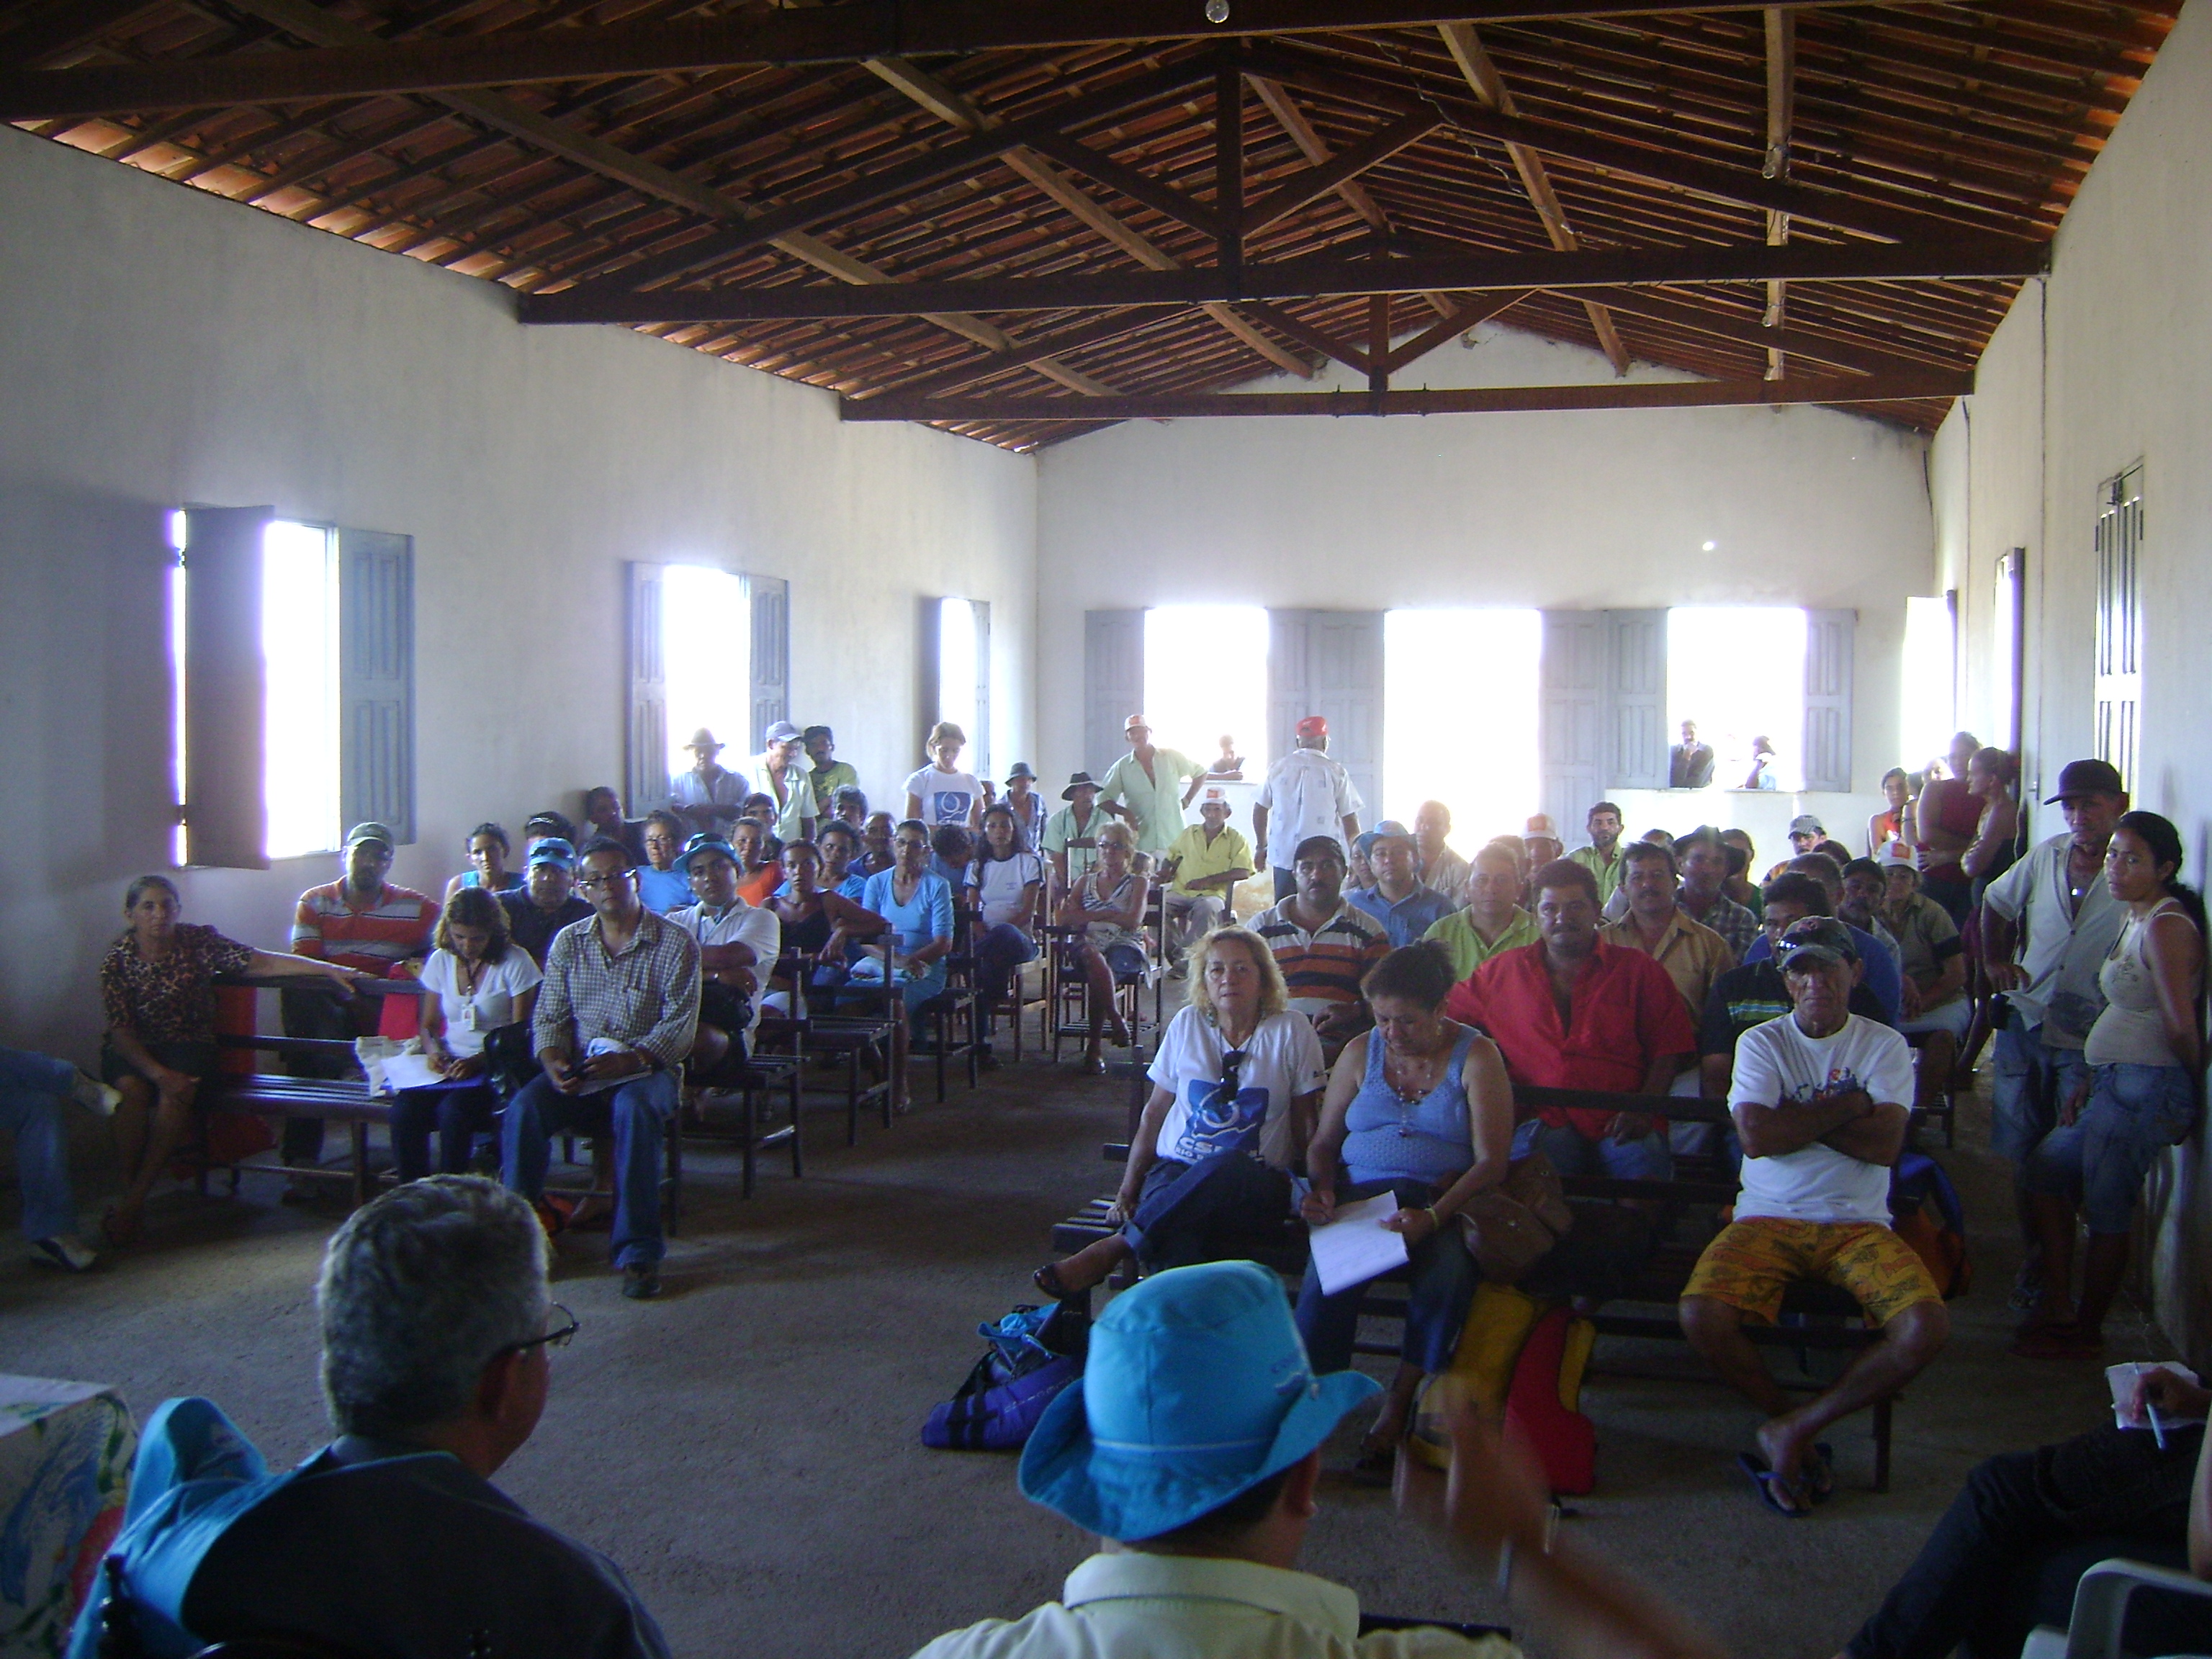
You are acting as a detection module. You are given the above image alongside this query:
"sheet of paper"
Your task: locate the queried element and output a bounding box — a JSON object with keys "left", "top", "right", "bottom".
{"left": 375, "top": 1051, "right": 451, "bottom": 1093}
{"left": 1307, "top": 1191, "right": 1411, "bottom": 1296}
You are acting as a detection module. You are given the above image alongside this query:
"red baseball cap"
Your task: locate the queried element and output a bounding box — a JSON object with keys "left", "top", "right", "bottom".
{"left": 1295, "top": 715, "right": 1328, "bottom": 739}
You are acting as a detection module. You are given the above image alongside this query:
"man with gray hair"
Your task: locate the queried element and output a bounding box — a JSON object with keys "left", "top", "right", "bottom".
{"left": 70, "top": 1177, "right": 668, "bottom": 1659}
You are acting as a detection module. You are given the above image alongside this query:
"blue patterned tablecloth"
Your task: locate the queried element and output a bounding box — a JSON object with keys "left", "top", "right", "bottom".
{"left": 0, "top": 1377, "right": 136, "bottom": 1659}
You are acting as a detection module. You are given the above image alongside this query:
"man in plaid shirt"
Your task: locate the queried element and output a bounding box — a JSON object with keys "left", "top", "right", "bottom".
{"left": 500, "top": 838, "right": 701, "bottom": 1300}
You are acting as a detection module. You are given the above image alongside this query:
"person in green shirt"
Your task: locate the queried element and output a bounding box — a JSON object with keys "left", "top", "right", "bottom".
{"left": 1097, "top": 715, "right": 1208, "bottom": 856}
{"left": 1159, "top": 788, "right": 1254, "bottom": 968}
{"left": 1422, "top": 843, "right": 1542, "bottom": 981}
{"left": 1568, "top": 801, "right": 1627, "bottom": 906}
{"left": 802, "top": 725, "right": 860, "bottom": 818}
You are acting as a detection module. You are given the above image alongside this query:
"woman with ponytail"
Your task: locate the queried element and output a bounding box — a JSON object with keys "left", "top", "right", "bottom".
{"left": 2017, "top": 810, "right": 2203, "bottom": 1358}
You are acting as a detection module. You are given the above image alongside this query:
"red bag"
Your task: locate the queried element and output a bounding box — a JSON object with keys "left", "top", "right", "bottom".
{"left": 1503, "top": 1306, "right": 1598, "bottom": 1496}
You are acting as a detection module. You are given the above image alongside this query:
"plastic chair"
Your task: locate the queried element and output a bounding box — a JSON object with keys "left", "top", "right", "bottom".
{"left": 2020, "top": 1557, "right": 2212, "bottom": 1659}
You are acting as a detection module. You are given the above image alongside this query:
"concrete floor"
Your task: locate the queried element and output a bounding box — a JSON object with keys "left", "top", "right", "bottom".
{"left": 1, "top": 1053, "right": 2172, "bottom": 1659}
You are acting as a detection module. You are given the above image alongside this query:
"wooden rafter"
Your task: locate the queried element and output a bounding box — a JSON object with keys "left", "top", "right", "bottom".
{"left": 523, "top": 237, "right": 2049, "bottom": 324}
{"left": 839, "top": 371, "right": 1975, "bottom": 423}
{"left": 1765, "top": 6, "right": 1797, "bottom": 379}
{"left": 1439, "top": 22, "right": 1628, "bottom": 374}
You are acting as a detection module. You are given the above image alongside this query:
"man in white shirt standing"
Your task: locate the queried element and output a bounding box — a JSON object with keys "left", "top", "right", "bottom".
{"left": 1678, "top": 917, "right": 1950, "bottom": 1518}
{"left": 669, "top": 728, "right": 744, "bottom": 835}
{"left": 747, "top": 720, "right": 817, "bottom": 845}
{"left": 914, "top": 1259, "right": 1722, "bottom": 1659}
{"left": 1251, "top": 715, "right": 1362, "bottom": 903}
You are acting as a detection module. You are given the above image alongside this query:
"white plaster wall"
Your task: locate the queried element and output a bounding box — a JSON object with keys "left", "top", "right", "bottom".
{"left": 1927, "top": 0, "right": 2212, "bottom": 1357}
{"left": 1036, "top": 320, "right": 1938, "bottom": 849}
{"left": 0, "top": 124, "right": 1036, "bottom": 1060}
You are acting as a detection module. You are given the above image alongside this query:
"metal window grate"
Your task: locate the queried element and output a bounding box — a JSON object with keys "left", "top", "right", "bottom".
{"left": 2093, "top": 467, "right": 2144, "bottom": 790}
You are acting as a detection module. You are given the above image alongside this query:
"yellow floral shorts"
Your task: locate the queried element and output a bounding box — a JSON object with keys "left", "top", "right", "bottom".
{"left": 1683, "top": 1218, "right": 1941, "bottom": 1327}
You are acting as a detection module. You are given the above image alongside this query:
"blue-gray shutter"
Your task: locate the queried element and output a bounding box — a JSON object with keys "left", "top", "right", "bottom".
{"left": 971, "top": 599, "right": 993, "bottom": 783}
{"left": 1267, "top": 608, "right": 1312, "bottom": 775}
{"left": 1802, "top": 608, "right": 1856, "bottom": 793}
{"left": 182, "top": 505, "right": 274, "bottom": 870}
{"left": 2093, "top": 468, "right": 2144, "bottom": 791}
{"left": 338, "top": 528, "right": 415, "bottom": 844}
{"left": 1268, "top": 610, "right": 1383, "bottom": 827}
{"left": 1607, "top": 608, "right": 1668, "bottom": 791}
{"left": 627, "top": 562, "right": 669, "bottom": 811}
{"left": 1539, "top": 611, "right": 1606, "bottom": 834}
{"left": 1084, "top": 608, "right": 1145, "bottom": 776}
{"left": 748, "top": 573, "right": 789, "bottom": 753}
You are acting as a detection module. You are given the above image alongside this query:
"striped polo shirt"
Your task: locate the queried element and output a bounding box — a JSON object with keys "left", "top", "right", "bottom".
{"left": 1251, "top": 899, "right": 1388, "bottom": 1017}
{"left": 291, "top": 879, "right": 438, "bottom": 973}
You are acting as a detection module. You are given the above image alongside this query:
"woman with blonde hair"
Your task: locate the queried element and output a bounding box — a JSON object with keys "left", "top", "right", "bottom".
{"left": 1054, "top": 819, "right": 1148, "bottom": 1072}
{"left": 1031, "top": 925, "right": 1325, "bottom": 1299}
{"left": 902, "top": 720, "right": 984, "bottom": 831}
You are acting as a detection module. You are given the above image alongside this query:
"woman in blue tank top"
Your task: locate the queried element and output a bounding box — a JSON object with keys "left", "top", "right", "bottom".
{"left": 1295, "top": 940, "right": 1516, "bottom": 1470}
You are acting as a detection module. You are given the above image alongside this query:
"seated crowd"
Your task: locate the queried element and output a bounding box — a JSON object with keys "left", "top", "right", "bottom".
{"left": 15, "top": 711, "right": 2210, "bottom": 1658}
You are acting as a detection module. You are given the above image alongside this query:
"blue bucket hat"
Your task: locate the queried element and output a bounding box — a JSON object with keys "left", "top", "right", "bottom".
{"left": 1018, "top": 1261, "right": 1379, "bottom": 1541}
{"left": 678, "top": 834, "right": 739, "bottom": 874}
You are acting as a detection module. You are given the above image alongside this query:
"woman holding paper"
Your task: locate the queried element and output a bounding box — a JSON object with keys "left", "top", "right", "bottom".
{"left": 1295, "top": 940, "right": 1516, "bottom": 1474}
{"left": 392, "top": 887, "right": 540, "bottom": 1182}
{"left": 1031, "top": 927, "right": 1324, "bottom": 1299}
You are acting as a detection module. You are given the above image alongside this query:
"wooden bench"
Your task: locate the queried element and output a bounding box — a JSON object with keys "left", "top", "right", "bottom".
{"left": 202, "top": 1032, "right": 392, "bottom": 1208}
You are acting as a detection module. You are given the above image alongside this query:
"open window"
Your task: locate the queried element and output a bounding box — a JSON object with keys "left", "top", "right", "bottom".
{"left": 170, "top": 507, "right": 414, "bottom": 869}
{"left": 1385, "top": 609, "right": 1539, "bottom": 838}
{"left": 930, "top": 596, "right": 992, "bottom": 780}
{"left": 1146, "top": 606, "right": 1268, "bottom": 782}
{"left": 629, "top": 562, "right": 778, "bottom": 811}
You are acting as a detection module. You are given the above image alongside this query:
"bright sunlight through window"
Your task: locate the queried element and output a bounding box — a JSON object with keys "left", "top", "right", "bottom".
{"left": 938, "top": 597, "right": 984, "bottom": 775}
{"left": 1144, "top": 606, "right": 1269, "bottom": 776}
{"left": 261, "top": 521, "right": 343, "bottom": 861}
{"left": 1668, "top": 607, "right": 1806, "bottom": 792}
{"left": 1384, "top": 609, "right": 1540, "bottom": 841}
{"left": 1902, "top": 595, "right": 1957, "bottom": 775}
{"left": 662, "top": 565, "right": 750, "bottom": 783}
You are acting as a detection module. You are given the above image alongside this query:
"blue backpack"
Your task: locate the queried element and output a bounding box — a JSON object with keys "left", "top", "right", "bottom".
{"left": 922, "top": 1303, "right": 1087, "bottom": 1452}
{"left": 1889, "top": 1151, "right": 1972, "bottom": 1298}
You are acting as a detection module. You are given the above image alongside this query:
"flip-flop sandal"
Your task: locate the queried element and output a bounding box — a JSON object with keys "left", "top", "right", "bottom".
{"left": 1804, "top": 1443, "right": 1837, "bottom": 1505}
{"left": 1032, "top": 1262, "right": 1076, "bottom": 1300}
{"left": 1737, "top": 1452, "right": 1810, "bottom": 1518}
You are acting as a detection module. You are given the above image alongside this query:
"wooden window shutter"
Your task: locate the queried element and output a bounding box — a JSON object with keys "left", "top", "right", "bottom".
{"left": 2094, "top": 468, "right": 2144, "bottom": 790}
{"left": 1267, "top": 608, "right": 1313, "bottom": 775}
{"left": 626, "top": 562, "right": 669, "bottom": 811}
{"left": 1308, "top": 611, "right": 1384, "bottom": 822}
{"left": 181, "top": 505, "right": 274, "bottom": 870}
{"left": 1084, "top": 609, "right": 1145, "bottom": 776}
{"left": 338, "top": 529, "right": 414, "bottom": 844}
{"left": 1606, "top": 609, "right": 1668, "bottom": 791}
{"left": 749, "top": 574, "right": 790, "bottom": 753}
{"left": 1802, "top": 609, "right": 1856, "bottom": 793}
{"left": 971, "top": 599, "right": 992, "bottom": 782}
{"left": 1538, "top": 611, "right": 1606, "bottom": 833}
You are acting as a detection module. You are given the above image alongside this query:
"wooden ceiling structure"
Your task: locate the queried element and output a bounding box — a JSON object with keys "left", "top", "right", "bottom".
{"left": 0, "top": 0, "right": 2170, "bottom": 450}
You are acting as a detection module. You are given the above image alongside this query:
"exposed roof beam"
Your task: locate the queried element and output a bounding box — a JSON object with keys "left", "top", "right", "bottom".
{"left": 1234, "top": 301, "right": 1375, "bottom": 377}
{"left": 522, "top": 238, "right": 2049, "bottom": 324}
{"left": 862, "top": 55, "right": 1311, "bottom": 378}
{"left": 1239, "top": 109, "right": 1440, "bottom": 237}
{"left": 1581, "top": 287, "right": 1952, "bottom": 377}
{"left": 1239, "top": 43, "right": 1967, "bottom": 246}
{"left": 1021, "top": 126, "right": 1227, "bottom": 241}
{"left": 873, "top": 307, "right": 1180, "bottom": 400}
{"left": 1764, "top": 6, "right": 1796, "bottom": 378}
{"left": 1439, "top": 22, "right": 1627, "bottom": 375}
{"left": 839, "top": 371, "right": 1973, "bottom": 423}
{"left": 0, "top": 0, "right": 1973, "bottom": 117}
{"left": 3, "top": 0, "right": 171, "bottom": 68}
{"left": 1246, "top": 76, "right": 1391, "bottom": 234}
{"left": 1381, "top": 289, "right": 1532, "bottom": 373}
{"left": 225, "top": 0, "right": 1115, "bottom": 392}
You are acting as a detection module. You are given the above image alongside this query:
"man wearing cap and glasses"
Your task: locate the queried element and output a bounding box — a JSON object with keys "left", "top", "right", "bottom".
{"left": 500, "top": 838, "right": 700, "bottom": 1300}
{"left": 1679, "top": 916, "right": 1949, "bottom": 1518}
{"left": 281, "top": 822, "right": 439, "bottom": 1183}
{"left": 670, "top": 727, "right": 744, "bottom": 835}
{"left": 1159, "top": 786, "right": 1254, "bottom": 966}
{"left": 1977, "top": 757, "right": 2130, "bottom": 1308}
{"left": 1097, "top": 714, "right": 1209, "bottom": 858}
{"left": 750, "top": 720, "right": 817, "bottom": 844}
{"left": 1253, "top": 716, "right": 1364, "bottom": 904}
{"left": 916, "top": 1259, "right": 1721, "bottom": 1659}
{"left": 1347, "top": 820, "right": 1456, "bottom": 948}
{"left": 72, "top": 1176, "right": 668, "bottom": 1659}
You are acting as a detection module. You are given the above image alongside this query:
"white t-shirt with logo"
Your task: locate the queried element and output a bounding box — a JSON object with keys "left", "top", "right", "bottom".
{"left": 904, "top": 766, "right": 982, "bottom": 827}
{"left": 1148, "top": 1007, "right": 1327, "bottom": 1170}
{"left": 1728, "top": 1012, "right": 1916, "bottom": 1225}
{"left": 969, "top": 852, "right": 1044, "bottom": 928}
{"left": 418, "top": 948, "right": 543, "bottom": 1058}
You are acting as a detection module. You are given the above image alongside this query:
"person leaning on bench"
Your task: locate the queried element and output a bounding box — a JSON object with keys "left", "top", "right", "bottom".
{"left": 1679, "top": 916, "right": 1950, "bottom": 1518}
{"left": 98, "top": 872, "right": 367, "bottom": 1248}
{"left": 71, "top": 1176, "right": 670, "bottom": 1659}
{"left": 912, "top": 1259, "right": 1726, "bottom": 1659}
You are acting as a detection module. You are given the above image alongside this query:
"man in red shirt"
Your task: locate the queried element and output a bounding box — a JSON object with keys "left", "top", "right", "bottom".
{"left": 1445, "top": 858, "right": 1695, "bottom": 1179}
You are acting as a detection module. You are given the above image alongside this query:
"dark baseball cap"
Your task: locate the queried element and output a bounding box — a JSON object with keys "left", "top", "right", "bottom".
{"left": 2044, "top": 758, "right": 2126, "bottom": 804}
{"left": 1779, "top": 915, "right": 1860, "bottom": 971}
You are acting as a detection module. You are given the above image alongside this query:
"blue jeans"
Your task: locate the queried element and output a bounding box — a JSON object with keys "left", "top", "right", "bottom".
{"left": 1123, "top": 1151, "right": 1292, "bottom": 1274}
{"left": 0, "top": 1046, "right": 76, "bottom": 1241}
{"left": 1991, "top": 1018, "right": 2092, "bottom": 1162}
{"left": 972, "top": 924, "right": 1038, "bottom": 1020}
{"left": 1516, "top": 1117, "right": 1673, "bottom": 1181}
{"left": 500, "top": 1069, "right": 676, "bottom": 1268}
{"left": 390, "top": 1083, "right": 497, "bottom": 1183}
{"left": 2026, "top": 1063, "right": 2198, "bottom": 1233}
{"left": 1297, "top": 1177, "right": 1479, "bottom": 1375}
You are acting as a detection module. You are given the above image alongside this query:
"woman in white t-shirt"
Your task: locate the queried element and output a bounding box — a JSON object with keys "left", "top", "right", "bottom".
{"left": 394, "top": 887, "right": 541, "bottom": 1182}
{"left": 1032, "top": 927, "right": 1326, "bottom": 1299}
{"left": 903, "top": 721, "right": 984, "bottom": 831}
{"left": 968, "top": 804, "right": 1043, "bottom": 1062}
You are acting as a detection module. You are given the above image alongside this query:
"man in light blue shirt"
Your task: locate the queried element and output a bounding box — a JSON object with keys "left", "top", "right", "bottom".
{"left": 1346, "top": 820, "right": 1455, "bottom": 948}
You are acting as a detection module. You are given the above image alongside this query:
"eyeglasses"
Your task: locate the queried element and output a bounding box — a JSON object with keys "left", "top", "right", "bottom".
{"left": 506, "top": 1304, "right": 580, "bottom": 1355}
{"left": 575, "top": 870, "right": 637, "bottom": 891}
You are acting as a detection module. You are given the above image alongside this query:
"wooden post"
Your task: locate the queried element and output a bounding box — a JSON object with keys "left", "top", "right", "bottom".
{"left": 1215, "top": 58, "right": 1243, "bottom": 291}
{"left": 1368, "top": 294, "right": 1390, "bottom": 408}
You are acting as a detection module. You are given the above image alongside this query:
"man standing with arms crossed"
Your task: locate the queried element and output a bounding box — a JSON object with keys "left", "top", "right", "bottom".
{"left": 1251, "top": 716, "right": 1362, "bottom": 903}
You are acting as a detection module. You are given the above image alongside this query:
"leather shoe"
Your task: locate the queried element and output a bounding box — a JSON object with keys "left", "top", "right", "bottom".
{"left": 621, "top": 1263, "right": 662, "bottom": 1300}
